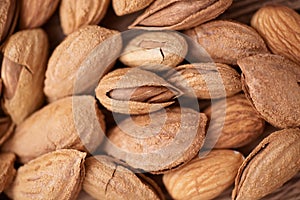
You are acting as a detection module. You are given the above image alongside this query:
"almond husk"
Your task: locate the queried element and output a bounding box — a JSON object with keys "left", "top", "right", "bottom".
{"left": 103, "top": 106, "right": 207, "bottom": 174}
{"left": 232, "top": 128, "right": 300, "bottom": 200}
{"left": 129, "top": 0, "right": 233, "bottom": 30}
{"left": 184, "top": 20, "right": 269, "bottom": 65}
{"left": 5, "top": 149, "right": 86, "bottom": 200}
{"left": 238, "top": 54, "right": 300, "bottom": 128}
{"left": 113, "top": 0, "right": 155, "bottom": 16}
{"left": 95, "top": 68, "right": 182, "bottom": 115}
{"left": 1, "top": 29, "right": 48, "bottom": 125}
{"left": 204, "top": 94, "right": 265, "bottom": 149}
{"left": 83, "top": 155, "right": 164, "bottom": 200}
{"left": 44, "top": 25, "right": 122, "bottom": 102}
{"left": 119, "top": 31, "right": 188, "bottom": 69}
{"left": 2, "top": 96, "right": 105, "bottom": 163}
{"left": 0, "top": 152, "right": 16, "bottom": 193}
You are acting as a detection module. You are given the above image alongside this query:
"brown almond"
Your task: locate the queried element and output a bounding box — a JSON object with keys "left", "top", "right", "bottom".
{"left": 0, "top": 115, "right": 14, "bottom": 146}
{"left": 129, "top": 0, "right": 233, "bottom": 30}
{"left": 232, "top": 128, "right": 300, "bottom": 200}
{"left": 83, "top": 155, "right": 164, "bottom": 200}
{"left": 113, "top": 0, "right": 155, "bottom": 16}
{"left": 1, "top": 29, "right": 48, "bottom": 124}
{"left": 251, "top": 5, "right": 300, "bottom": 65}
{"left": 44, "top": 25, "right": 122, "bottom": 102}
{"left": 19, "top": 0, "right": 60, "bottom": 29}
{"left": 0, "top": 152, "right": 16, "bottom": 193}
{"left": 2, "top": 96, "right": 105, "bottom": 163}
{"left": 103, "top": 106, "right": 207, "bottom": 174}
{"left": 238, "top": 54, "right": 300, "bottom": 128}
{"left": 165, "top": 63, "right": 242, "bottom": 99}
{"left": 95, "top": 68, "right": 182, "bottom": 115}
{"left": 184, "top": 20, "right": 269, "bottom": 65}
{"left": 163, "top": 150, "right": 244, "bottom": 200}
{"left": 262, "top": 172, "right": 300, "bottom": 200}
{"left": 5, "top": 149, "right": 86, "bottom": 200}
{"left": 204, "top": 94, "right": 265, "bottom": 149}
{"left": 60, "top": 0, "right": 110, "bottom": 35}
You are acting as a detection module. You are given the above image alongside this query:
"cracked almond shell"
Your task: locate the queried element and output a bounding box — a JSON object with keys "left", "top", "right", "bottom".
{"left": 120, "top": 31, "right": 187, "bottom": 69}
{"left": 5, "top": 149, "right": 86, "bottom": 200}
{"left": 238, "top": 54, "right": 300, "bottom": 128}
{"left": 0, "top": 152, "right": 16, "bottom": 193}
{"left": 163, "top": 150, "right": 244, "bottom": 200}
{"left": 129, "top": 0, "right": 233, "bottom": 30}
{"left": 83, "top": 155, "right": 164, "bottom": 200}
{"left": 60, "top": 0, "right": 110, "bottom": 35}
{"left": 95, "top": 67, "right": 182, "bottom": 115}
{"left": 184, "top": 20, "right": 269, "bottom": 65}
{"left": 103, "top": 106, "right": 207, "bottom": 173}
{"left": 232, "top": 128, "right": 300, "bottom": 200}
{"left": 44, "top": 25, "right": 121, "bottom": 102}
{"left": 2, "top": 96, "right": 105, "bottom": 163}
{"left": 251, "top": 5, "right": 300, "bottom": 65}
{"left": 1, "top": 28, "right": 48, "bottom": 125}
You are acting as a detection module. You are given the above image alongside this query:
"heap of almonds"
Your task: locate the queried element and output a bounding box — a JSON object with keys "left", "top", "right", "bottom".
{"left": 0, "top": 0, "right": 300, "bottom": 199}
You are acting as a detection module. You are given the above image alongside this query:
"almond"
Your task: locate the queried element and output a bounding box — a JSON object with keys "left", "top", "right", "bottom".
{"left": 184, "top": 20, "right": 269, "bottom": 65}
{"left": 19, "top": 0, "right": 60, "bottom": 29}
{"left": 0, "top": 152, "right": 16, "bottom": 193}
{"left": 5, "top": 149, "right": 86, "bottom": 200}
{"left": 2, "top": 96, "right": 105, "bottom": 163}
{"left": 60, "top": 0, "right": 110, "bottom": 35}
{"left": 163, "top": 150, "right": 244, "bottom": 200}
{"left": 233, "top": 128, "right": 300, "bottom": 200}
{"left": 251, "top": 5, "right": 300, "bottom": 65}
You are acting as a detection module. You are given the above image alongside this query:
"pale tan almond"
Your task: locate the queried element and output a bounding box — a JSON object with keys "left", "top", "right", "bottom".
{"left": 5, "top": 149, "right": 86, "bottom": 200}
{"left": 1, "top": 29, "right": 48, "bottom": 124}
{"left": 2, "top": 96, "right": 105, "bottom": 163}
{"left": 119, "top": 31, "right": 188, "bottom": 69}
{"left": 83, "top": 155, "right": 164, "bottom": 200}
{"left": 44, "top": 25, "right": 121, "bottom": 102}
{"left": 103, "top": 106, "right": 207, "bottom": 174}
{"left": 0, "top": 152, "right": 16, "bottom": 193}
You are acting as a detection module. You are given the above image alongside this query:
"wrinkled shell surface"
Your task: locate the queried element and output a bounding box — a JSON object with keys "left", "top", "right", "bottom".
{"left": 2, "top": 96, "right": 105, "bottom": 163}
{"left": 184, "top": 20, "right": 269, "bottom": 65}
{"left": 233, "top": 128, "right": 300, "bottom": 200}
{"left": 5, "top": 149, "right": 86, "bottom": 200}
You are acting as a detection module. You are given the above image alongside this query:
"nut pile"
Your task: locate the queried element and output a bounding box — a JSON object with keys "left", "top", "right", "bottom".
{"left": 0, "top": 0, "right": 300, "bottom": 200}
